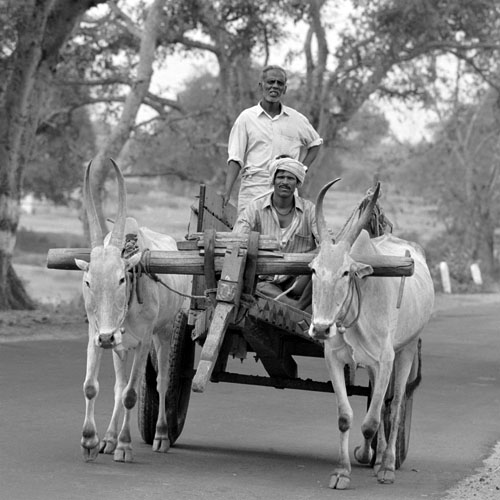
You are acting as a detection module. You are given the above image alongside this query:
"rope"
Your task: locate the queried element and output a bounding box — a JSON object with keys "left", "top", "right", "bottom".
{"left": 146, "top": 270, "right": 209, "bottom": 300}
{"left": 335, "top": 275, "right": 362, "bottom": 332}
{"left": 138, "top": 248, "right": 209, "bottom": 301}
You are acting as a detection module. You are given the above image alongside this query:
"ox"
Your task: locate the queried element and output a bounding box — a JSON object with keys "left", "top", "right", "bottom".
{"left": 308, "top": 179, "right": 434, "bottom": 489}
{"left": 75, "top": 159, "right": 190, "bottom": 462}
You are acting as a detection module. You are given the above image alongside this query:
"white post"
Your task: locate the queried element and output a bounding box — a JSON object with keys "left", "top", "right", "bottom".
{"left": 439, "top": 261, "right": 452, "bottom": 294}
{"left": 470, "top": 262, "right": 483, "bottom": 286}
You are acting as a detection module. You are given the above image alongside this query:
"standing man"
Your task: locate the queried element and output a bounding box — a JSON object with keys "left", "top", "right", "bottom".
{"left": 223, "top": 65, "right": 323, "bottom": 214}
{"left": 232, "top": 157, "right": 318, "bottom": 309}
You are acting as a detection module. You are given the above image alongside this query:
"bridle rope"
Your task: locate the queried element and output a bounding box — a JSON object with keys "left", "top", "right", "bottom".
{"left": 335, "top": 274, "right": 362, "bottom": 333}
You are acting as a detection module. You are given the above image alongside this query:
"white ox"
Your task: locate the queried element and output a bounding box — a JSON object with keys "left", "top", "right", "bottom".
{"left": 75, "top": 159, "right": 190, "bottom": 462}
{"left": 308, "top": 179, "right": 434, "bottom": 489}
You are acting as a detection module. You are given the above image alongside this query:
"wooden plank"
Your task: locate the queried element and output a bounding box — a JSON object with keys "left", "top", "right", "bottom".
{"left": 192, "top": 302, "right": 235, "bottom": 393}
{"left": 396, "top": 249, "right": 411, "bottom": 308}
{"left": 247, "top": 295, "right": 317, "bottom": 343}
{"left": 192, "top": 239, "right": 248, "bottom": 392}
{"left": 198, "top": 210, "right": 229, "bottom": 233}
{"left": 216, "top": 242, "right": 247, "bottom": 306}
{"left": 242, "top": 231, "right": 260, "bottom": 297}
{"left": 48, "top": 249, "right": 415, "bottom": 277}
{"left": 202, "top": 184, "right": 237, "bottom": 229}
{"left": 196, "top": 184, "right": 206, "bottom": 232}
{"left": 189, "top": 188, "right": 206, "bottom": 310}
{"left": 177, "top": 234, "right": 280, "bottom": 251}
{"left": 203, "top": 229, "right": 217, "bottom": 303}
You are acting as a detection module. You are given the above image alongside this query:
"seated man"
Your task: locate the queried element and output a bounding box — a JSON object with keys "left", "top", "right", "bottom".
{"left": 232, "top": 156, "right": 318, "bottom": 310}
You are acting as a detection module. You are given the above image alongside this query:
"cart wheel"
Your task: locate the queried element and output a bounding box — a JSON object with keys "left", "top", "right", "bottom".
{"left": 138, "top": 310, "right": 195, "bottom": 446}
{"left": 138, "top": 346, "right": 159, "bottom": 445}
{"left": 392, "top": 390, "right": 413, "bottom": 469}
{"left": 166, "top": 310, "right": 194, "bottom": 444}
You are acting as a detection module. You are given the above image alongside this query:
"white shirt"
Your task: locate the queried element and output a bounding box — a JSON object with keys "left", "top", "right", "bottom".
{"left": 227, "top": 103, "right": 323, "bottom": 214}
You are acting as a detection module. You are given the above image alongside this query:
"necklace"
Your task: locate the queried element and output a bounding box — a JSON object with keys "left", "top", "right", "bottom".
{"left": 273, "top": 203, "right": 294, "bottom": 216}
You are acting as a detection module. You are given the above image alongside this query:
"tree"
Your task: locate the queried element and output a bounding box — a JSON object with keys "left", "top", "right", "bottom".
{"left": 0, "top": 0, "right": 107, "bottom": 310}
{"left": 297, "top": 0, "right": 500, "bottom": 197}
{"left": 23, "top": 81, "right": 96, "bottom": 205}
{"left": 83, "top": 0, "right": 174, "bottom": 232}
{"left": 414, "top": 91, "right": 500, "bottom": 280}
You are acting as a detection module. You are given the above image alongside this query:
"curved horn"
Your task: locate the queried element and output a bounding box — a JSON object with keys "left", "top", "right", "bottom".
{"left": 108, "top": 158, "right": 127, "bottom": 249}
{"left": 84, "top": 160, "right": 103, "bottom": 248}
{"left": 344, "top": 182, "right": 381, "bottom": 247}
{"left": 315, "top": 178, "right": 342, "bottom": 243}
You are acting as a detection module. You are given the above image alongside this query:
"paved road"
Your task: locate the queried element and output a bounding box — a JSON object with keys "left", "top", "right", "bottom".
{"left": 0, "top": 301, "right": 499, "bottom": 500}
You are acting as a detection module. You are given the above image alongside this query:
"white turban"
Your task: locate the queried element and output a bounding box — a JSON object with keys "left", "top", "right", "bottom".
{"left": 269, "top": 157, "right": 307, "bottom": 187}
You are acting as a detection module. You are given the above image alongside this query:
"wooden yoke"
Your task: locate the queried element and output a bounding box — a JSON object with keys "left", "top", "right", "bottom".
{"left": 192, "top": 239, "right": 248, "bottom": 393}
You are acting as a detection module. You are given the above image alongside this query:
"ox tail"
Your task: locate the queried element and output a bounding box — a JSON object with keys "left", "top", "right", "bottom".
{"left": 405, "top": 338, "right": 422, "bottom": 398}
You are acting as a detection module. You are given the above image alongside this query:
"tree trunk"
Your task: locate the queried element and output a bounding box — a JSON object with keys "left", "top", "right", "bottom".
{"left": 88, "top": 0, "right": 168, "bottom": 229}
{"left": 0, "top": 0, "right": 107, "bottom": 311}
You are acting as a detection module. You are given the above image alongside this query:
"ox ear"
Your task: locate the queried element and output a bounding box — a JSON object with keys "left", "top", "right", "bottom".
{"left": 350, "top": 262, "right": 373, "bottom": 279}
{"left": 75, "top": 259, "right": 89, "bottom": 272}
{"left": 125, "top": 252, "right": 142, "bottom": 270}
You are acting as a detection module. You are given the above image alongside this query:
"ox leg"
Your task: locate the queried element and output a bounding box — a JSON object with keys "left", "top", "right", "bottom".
{"left": 152, "top": 333, "right": 172, "bottom": 453}
{"left": 324, "top": 346, "right": 353, "bottom": 490}
{"left": 357, "top": 352, "right": 394, "bottom": 473}
{"left": 100, "top": 351, "right": 128, "bottom": 454}
{"left": 373, "top": 390, "right": 389, "bottom": 475}
{"left": 114, "top": 338, "right": 151, "bottom": 462}
{"left": 81, "top": 340, "right": 103, "bottom": 462}
{"left": 377, "top": 345, "right": 416, "bottom": 484}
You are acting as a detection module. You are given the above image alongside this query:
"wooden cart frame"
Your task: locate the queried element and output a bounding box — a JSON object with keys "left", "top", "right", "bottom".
{"left": 136, "top": 184, "right": 420, "bottom": 469}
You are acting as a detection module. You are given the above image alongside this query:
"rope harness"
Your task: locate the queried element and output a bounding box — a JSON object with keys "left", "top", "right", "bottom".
{"left": 122, "top": 235, "right": 208, "bottom": 303}
{"left": 335, "top": 273, "right": 362, "bottom": 334}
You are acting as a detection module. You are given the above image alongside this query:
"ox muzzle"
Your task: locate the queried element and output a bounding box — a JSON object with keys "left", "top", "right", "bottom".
{"left": 309, "top": 320, "right": 335, "bottom": 340}
{"left": 95, "top": 328, "right": 127, "bottom": 360}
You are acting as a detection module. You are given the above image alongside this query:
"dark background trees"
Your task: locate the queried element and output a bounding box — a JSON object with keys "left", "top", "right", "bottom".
{"left": 2, "top": 0, "right": 500, "bottom": 310}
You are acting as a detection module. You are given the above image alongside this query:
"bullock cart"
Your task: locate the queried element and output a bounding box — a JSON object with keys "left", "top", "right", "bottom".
{"left": 47, "top": 184, "right": 419, "bottom": 469}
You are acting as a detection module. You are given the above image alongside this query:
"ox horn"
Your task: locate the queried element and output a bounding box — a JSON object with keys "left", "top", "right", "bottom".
{"left": 84, "top": 160, "right": 104, "bottom": 249}
{"left": 107, "top": 158, "right": 127, "bottom": 249}
{"left": 315, "top": 178, "right": 342, "bottom": 243}
{"left": 344, "top": 181, "right": 381, "bottom": 247}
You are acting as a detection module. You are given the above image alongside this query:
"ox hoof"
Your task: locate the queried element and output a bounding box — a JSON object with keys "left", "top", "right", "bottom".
{"left": 100, "top": 437, "right": 117, "bottom": 454}
{"left": 329, "top": 471, "right": 351, "bottom": 490}
{"left": 377, "top": 468, "right": 395, "bottom": 484}
{"left": 354, "top": 445, "right": 373, "bottom": 465}
{"left": 81, "top": 444, "right": 100, "bottom": 462}
{"left": 114, "top": 447, "right": 134, "bottom": 463}
{"left": 153, "top": 436, "right": 171, "bottom": 453}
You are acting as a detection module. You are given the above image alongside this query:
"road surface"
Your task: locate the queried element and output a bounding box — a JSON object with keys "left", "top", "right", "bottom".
{"left": 0, "top": 298, "right": 499, "bottom": 499}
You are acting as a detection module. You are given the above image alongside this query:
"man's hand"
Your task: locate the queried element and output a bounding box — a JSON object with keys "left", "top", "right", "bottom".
{"left": 221, "top": 191, "right": 230, "bottom": 207}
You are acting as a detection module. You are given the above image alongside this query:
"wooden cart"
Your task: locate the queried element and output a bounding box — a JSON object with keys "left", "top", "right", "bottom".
{"left": 136, "top": 184, "right": 420, "bottom": 470}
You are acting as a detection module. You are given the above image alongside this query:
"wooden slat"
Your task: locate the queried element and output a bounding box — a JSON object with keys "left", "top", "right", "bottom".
{"left": 177, "top": 233, "right": 280, "bottom": 251}
{"left": 192, "top": 302, "right": 235, "bottom": 393}
{"left": 48, "top": 248, "right": 415, "bottom": 278}
{"left": 192, "top": 240, "right": 248, "bottom": 393}
{"left": 203, "top": 229, "right": 217, "bottom": 304}
{"left": 201, "top": 184, "right": 237, "bottom": 229}
{"left": 242, "top": 231, "right": 260, "bottom": 297}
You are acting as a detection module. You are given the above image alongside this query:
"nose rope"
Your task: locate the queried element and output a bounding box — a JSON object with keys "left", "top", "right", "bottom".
{"left": 335, "top": 275, "right": 362, "bottom": 333}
